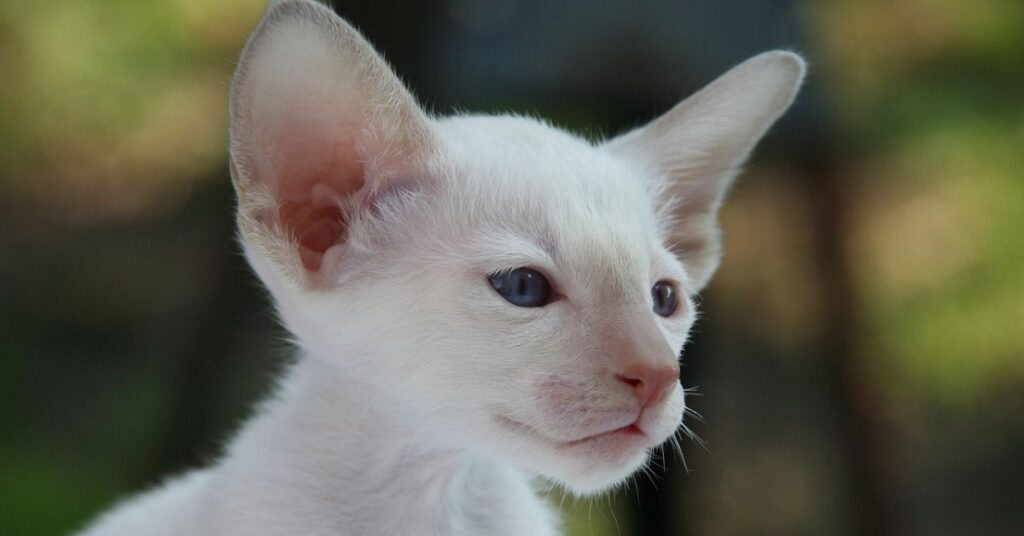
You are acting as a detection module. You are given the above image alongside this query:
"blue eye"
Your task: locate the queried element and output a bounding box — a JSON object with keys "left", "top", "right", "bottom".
{"left": 488, "top": 268, "right": 552, "bottom": 308}
{"left": 652, "top": 280, "right": 678, "bottom": 317}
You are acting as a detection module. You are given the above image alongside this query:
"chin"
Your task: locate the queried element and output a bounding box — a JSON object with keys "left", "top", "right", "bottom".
{"left": 498, "top": 421, "right": 671, "bottom": 496}
{"left": 488, "top": 389, "right": 687, "bottom": 495}
{"left": 551, "top": 446, "right": 653, "bottom": 496}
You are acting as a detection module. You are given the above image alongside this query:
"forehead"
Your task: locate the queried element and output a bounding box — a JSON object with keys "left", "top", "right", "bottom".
{"left": 433, "top": 115, "right": 671, "bottom": 296}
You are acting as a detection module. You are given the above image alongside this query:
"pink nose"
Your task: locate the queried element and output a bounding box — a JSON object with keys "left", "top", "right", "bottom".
{"left": 615, "top": 363, "right": 679, "bottom": 407}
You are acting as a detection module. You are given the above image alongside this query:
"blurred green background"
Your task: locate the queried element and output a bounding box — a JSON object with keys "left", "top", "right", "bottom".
{"left": 1, "top": 1, "right": 1022, "bottom": 535}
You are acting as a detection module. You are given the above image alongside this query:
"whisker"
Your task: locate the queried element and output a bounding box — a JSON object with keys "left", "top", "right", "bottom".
{"left": 669, "top": 431, "right": 690, "bottom": 473}
{"left": 684, "top": 407, "right": 706, "bottom": 424}
{"left": 607, "top": 494, "right": 621, "bottom": 536}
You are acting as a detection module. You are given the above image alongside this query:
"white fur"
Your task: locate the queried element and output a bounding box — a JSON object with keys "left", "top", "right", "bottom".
{"left": 78, "top": 1, "right": 804, "bottom": 534}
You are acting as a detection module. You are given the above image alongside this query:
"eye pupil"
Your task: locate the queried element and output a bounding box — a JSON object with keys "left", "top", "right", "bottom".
{"left": 652, "top": 281, "right": 678, "bottom": 317}
{"left": 489, "top": 268, "right": 552, "bottom": 308}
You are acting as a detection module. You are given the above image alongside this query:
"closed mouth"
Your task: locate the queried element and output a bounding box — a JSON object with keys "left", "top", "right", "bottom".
{"left": 496, "top": 415, "right": 647, "bottom": 450}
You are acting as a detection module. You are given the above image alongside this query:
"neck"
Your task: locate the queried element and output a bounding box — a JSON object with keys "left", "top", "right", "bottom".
{"left": 214, "top": 354, "right": 558, "bottom": 535}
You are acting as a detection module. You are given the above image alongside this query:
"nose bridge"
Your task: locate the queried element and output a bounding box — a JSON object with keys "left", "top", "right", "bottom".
{"left": 598, "top": 307, "right": 678, "bottom": 371}
{"left": 598, "top": 310, "right": 680, "bottom": 408}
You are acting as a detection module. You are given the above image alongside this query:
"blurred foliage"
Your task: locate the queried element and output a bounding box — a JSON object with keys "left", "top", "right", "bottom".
{"left": 809, "top": 0, "right": 1024, "bottom": 405}
{"left": 0, "top": 1, "right": 1022, "bottom": 535}
{"left": 0, "top": 0, "right": 263, "bottom": 221}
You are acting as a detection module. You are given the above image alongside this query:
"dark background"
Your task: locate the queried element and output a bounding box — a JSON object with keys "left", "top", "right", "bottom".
{"left": 2, "top": 1, "right": 1023, "bottom": 535}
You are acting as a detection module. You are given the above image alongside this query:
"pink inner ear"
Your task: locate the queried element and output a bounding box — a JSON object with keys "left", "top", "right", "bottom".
{"left": 268, "top": 114, "right": 367, "bottom": 272}
{"left": 279, "top": 203, "right": 345, "bottom": 271}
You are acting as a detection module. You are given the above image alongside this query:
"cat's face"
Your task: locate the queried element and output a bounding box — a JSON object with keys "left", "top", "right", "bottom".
{"left": 304, "top": 117, "right": 697, "bottom": 492}
{"left": 427, "top": 118, "right": 695, "bottom": 492}
{"left": 229, "top": 0, "right": 803, "bottom": 494}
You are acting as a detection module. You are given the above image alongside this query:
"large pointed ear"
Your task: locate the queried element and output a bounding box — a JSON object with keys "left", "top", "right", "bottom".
{"left": 228, "top": 0, "right": 434, "bottom": 291}
{"left": 604, "top": 51, "right": 805, "bottom": 293}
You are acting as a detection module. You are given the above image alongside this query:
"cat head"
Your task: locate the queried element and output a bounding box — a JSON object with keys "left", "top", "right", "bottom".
{"left": 229, "top": 0, "right": 804, "bottom": 494}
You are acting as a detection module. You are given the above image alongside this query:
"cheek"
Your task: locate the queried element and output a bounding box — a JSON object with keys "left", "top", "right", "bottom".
{"left": 473, "top": 318, "right": 595, "bottom": 408}
{"left": 660, "top": 309, "right": 697, "bottom": 351}
{"left": 360, "top": 268, "right": 590, "bottom": 399}
{"left": 642, "top": 384, "right": 686, "bottom": 441}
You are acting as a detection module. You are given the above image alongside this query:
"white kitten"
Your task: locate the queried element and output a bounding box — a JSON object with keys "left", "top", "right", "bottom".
{"left": 77, "top": 1, "right": 804, "bottom": 534}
